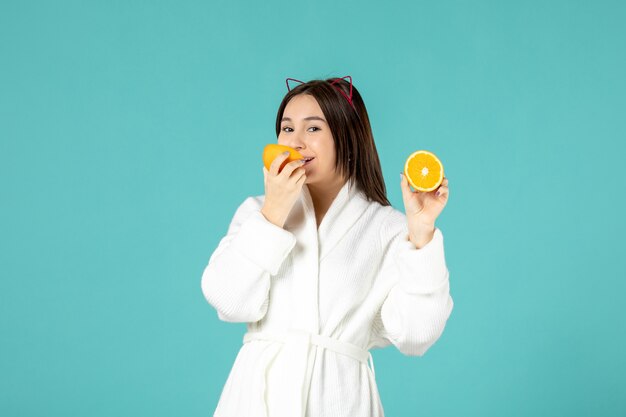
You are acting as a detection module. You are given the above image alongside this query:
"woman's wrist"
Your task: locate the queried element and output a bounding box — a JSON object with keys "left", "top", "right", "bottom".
{"left": 408, "top": 223, "right": 435, "bottom": 249}
{"left": 260, "top": 205, "right": 286, "bottom": 228}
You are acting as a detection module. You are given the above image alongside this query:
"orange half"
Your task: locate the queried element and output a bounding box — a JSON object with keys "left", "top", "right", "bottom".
{"left": 404, "top": 150, "right": 444, "bottom": 192}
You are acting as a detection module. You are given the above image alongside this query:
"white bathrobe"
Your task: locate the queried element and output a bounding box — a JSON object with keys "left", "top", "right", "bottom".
{"left": 201, "top": 178, "right": 453, "bottom": 417}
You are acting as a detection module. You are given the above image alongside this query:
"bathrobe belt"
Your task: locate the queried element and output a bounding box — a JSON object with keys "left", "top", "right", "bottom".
{"left": 243, "top": 330, "right": 376, "bottom": 417}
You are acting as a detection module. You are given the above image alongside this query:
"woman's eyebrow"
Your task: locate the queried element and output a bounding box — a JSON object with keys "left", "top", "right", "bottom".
{"left": 281, "top": 116, "right": 327, "bottom": 123}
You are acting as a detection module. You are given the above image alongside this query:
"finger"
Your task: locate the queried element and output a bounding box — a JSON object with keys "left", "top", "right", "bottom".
{"left": 290, "top": 166, "right": 307, "bottom": 183}
{"left": 269, "top": 152, "right": 291, "bottom": 176}
{"left": 436, "top": 185, "right": 449, "bottom": 198}
{"left": 263, "top": 167, "right": 268, "bottom": 183}
{"left": 431, "top": 177, "right": 448, "bottom": 195}
{"left": 400, "top": 173, "right": 413, "bottom": 200}
{"left": 295, "top": 173, "right": 307, "bottom": 186}
{"left": 280, "top": 158, "right": 306, "bottom": 178}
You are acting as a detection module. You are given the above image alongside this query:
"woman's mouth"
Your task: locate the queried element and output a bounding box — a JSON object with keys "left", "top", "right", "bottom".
{"left": 302, "top": 157, "right": 315, "bottom": 165}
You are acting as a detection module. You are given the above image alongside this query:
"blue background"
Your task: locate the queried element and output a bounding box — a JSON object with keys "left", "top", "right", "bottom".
{"left": 1, "top": 1, "right": 624, "bottom": 416}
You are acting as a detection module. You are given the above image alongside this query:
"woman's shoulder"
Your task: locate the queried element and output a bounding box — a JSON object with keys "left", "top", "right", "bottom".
{"left": 363, "top": 197, "right": 405, "bottom": 222}
{"left": 362, "top": 198, "right": 407, "bottom": 235}
{"left": 229, "top": 194, "right": 265, "bottom": 223}
{"left": 239, "top": 194, "right": 265, "bottom": 209}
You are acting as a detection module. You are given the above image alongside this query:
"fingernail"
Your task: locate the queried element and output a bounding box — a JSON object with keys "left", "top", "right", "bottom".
{"left": 283, "top": 151, "right": 289, "bottom": 155}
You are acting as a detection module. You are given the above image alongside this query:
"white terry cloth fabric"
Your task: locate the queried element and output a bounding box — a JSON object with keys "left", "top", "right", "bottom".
{"left": 201, "top": 178, "right": 454, "bottom": 417}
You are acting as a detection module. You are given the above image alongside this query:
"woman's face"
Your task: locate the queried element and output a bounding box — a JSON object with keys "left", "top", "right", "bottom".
{"left": 277, "top": 94, "right": 342, "bottom": 186}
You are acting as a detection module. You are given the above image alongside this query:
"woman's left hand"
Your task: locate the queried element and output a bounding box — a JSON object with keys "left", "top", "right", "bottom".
{"left": 400, "top": 173, "right": 449, "bottom": 249}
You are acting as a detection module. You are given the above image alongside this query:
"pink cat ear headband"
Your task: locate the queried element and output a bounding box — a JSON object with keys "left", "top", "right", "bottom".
{"left": 285, "top": 75, "right": 355, "bottom": 109}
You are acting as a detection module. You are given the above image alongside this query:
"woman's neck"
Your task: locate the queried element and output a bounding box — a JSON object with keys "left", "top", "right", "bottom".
{"left": 307, "top": 176, "right": 348, "bottom": 227}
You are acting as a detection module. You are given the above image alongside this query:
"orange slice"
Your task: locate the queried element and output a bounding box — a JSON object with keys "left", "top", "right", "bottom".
{"left": 404, "top": 150, "right": 444, "bottom": 192}
{"left": 263, "top": 144, "right": 304, "bottom": 173}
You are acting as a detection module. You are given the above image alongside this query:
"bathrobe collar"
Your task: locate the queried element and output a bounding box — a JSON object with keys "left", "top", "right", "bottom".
{"left": 283, "top": 178, "right": 371, "bottom": 334}
{"left": 299, "top": 178, "right": 371, "bottom": 261}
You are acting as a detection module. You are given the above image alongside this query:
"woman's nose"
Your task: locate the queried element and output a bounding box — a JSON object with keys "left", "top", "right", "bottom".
{"left": 281, "top": 134, "right": 305, "bottom": 150}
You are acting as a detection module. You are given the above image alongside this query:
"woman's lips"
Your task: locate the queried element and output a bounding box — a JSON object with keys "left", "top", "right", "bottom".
{"left": 302, "top": 157, "right": 315, "bottom": 166}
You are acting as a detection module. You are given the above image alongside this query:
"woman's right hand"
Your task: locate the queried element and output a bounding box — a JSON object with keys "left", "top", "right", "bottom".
{"left": 261, "top": 151, "right": 307, "bottom": 228}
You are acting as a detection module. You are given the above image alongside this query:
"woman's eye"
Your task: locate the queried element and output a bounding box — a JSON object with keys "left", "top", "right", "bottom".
{"left": 281, "top": 126, "right": 319, "bottom": 132}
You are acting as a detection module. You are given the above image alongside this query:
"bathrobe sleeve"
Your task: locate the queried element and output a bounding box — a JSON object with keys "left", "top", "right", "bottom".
{"left": 201, "top": 196, "right": 297, "bottom": 323}
{"left": 373, "top": 210, "right": 454, "bottom": 356}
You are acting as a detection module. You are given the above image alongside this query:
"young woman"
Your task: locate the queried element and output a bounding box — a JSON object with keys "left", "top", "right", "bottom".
{"left": 201, "top": 76, "right": 453, "bottom": 417}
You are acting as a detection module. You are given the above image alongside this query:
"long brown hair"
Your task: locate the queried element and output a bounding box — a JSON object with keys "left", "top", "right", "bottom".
{"left": 275, "top": 77, "right": 391, "bottom": 206}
